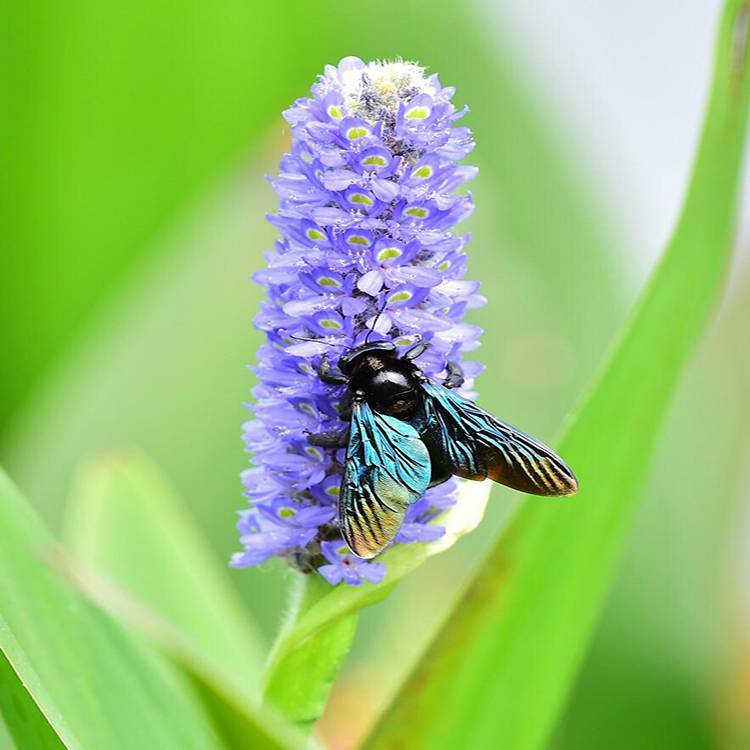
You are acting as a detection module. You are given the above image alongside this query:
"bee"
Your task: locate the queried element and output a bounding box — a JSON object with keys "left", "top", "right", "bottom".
{"left": 307, "top": 339, "right": 578, "bottom": 559}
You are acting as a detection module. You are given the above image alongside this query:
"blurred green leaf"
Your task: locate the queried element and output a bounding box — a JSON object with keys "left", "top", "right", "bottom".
{"left": 555, "top": 264, "right": 750, "bottom": 749}
{"left": 362, "top": 1, "right": 750, "bottom": 749}
{"left": 0, "top": 650, "right": 66, "bottom": 750}
{"left": 0, "top": 466, "right": 231, "bottom": 750}
{"left": 60, "top": 451, "right": 309, "bottom": 749}
{"left": 4, "top": 167, "right": 292, "bottom": 635}
{"left": 64, "top": 451, "right": 266, "bottom": 696}
{"left": 0, "top": 3, "right": 255, "bottom": 433}
{"left": 261, "top": 480, "right": 491, "bottom": 726}
{"left": 60, "top": 548, "right": 307, "bottom": 750}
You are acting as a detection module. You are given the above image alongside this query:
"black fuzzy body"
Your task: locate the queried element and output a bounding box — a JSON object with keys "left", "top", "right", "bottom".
{"left": 346, "top": 351, "right": 423, "bottom": 420}
{"left": 339, "top": 344, "right": 451, "bottom": 486}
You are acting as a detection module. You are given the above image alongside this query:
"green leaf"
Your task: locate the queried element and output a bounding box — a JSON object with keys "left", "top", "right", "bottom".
{"left": 60, "top": 554, "right": 308, "bottom": 750}
{"left": 5, "top": 166, "right": 294, "bottom": 636}
{"left": 263, "top": 575, "right": 359, "bottom": 729}
{"left": 0, "top": 650, "right": 65, "bottom": 750}
{"left": 64, "top": 451, "right": 266, "bottom": 696}
{"left": 59, "top": 452, "right": 308, "bottom": 750}
{"left": 0, "top": 466, "right": 230, "bottom": 750}
{"left": 260, "top": 481, "right": 492, "bottom": 724}
{"left": 361, "top": 2, "right": 750, "bottom": 749}
{"left": 554, "top": 272, "right": 750, "bottom": 749}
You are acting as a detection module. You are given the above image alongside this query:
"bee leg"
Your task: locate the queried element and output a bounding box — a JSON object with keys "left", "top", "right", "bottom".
{"left": 320, "top": 372, "right": 348, "bottom": 385}
{"left": 404, "top": 339, "right": 429, "bottom": 360}
{"left": 319, "top": 357, "right": 348, "bottom": 385}
{"left": 306, "top": 427, "right": 350, "bottom": 448}
{"left": 443, "top": 360, "right": 465, "bottom": 389}
{"left": 336, "top": 391, "right": 353, "bottom": 421}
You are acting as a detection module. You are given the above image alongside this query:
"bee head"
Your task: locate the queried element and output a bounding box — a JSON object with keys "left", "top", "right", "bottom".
{"left": 338, "top": 341, "right": 397, "bottom": 375}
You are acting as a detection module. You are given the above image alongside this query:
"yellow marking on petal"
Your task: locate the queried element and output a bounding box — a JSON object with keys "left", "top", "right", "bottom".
{"left": 349, "top": 193, "right": 374, "bottom": 206}
{"left": 389, "top": 291, "right": 412, "bottom": 303}
{"left": 438, "top": 260, "right": 451, "bottom": 271}
{"left": 347, "top": 234, "right": 371, "bottom": 246}
{"left": 346, "top": 126, "right": 369, "bottom": 140}
{"left": 405, "top": 106, "right": 430, "bottom": 119}
{"left": 279, "top": 508, "right": 296, "bottom": 519}
{"left": 377, "top": 247, "right": 402, "bottom": 261}
{"left": 299, "top": 403, "right": 316, "bottom": 416}
{"left": 337, "top": 546, "right": 350, "bottom": 555}
{"left": 306, "top": 228, "right": 326, "bottom": 241}
{"left": 327, "top": 104, "right": 343, "bottom": 119}
{"left": 404, "top": 206, "right": 428, "bottom": 218}
{"left": 320, "top": 319, "right": 342, "bottom": 329}
{"left": 412, "top": 165, "right": 433, "bottom": 179}
{"left": 326, "top": 486, "right": 340, "bottom": 496}
{"left": 318, "top": 276, "right": 341, "bottom": 288}
{"left": 362, "top": 155, "right": 388, "bottom": 167}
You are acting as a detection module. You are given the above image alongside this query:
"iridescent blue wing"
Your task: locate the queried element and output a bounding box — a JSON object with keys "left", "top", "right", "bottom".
{"left": 341, "top": 400, "right": 431, "bottom": 559}
{"left": 420, "top": 383, "right": 578, "bottom": 496}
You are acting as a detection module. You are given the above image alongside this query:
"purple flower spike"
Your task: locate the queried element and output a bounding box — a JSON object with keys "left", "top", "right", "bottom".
{"left": 234, "top": 58, "right": 483, "bottom": 585}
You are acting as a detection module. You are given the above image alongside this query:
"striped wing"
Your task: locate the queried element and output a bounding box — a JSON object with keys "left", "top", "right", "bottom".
{"left": 420, "top": 383, "right": 578, "bottom": 496}
{"left": 341, "top": 400, "right": 431, "bottom": 559}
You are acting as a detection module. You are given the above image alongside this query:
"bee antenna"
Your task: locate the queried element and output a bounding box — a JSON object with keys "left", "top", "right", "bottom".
{"left": 289, "top": 334, "right": 353, "bottom": 351}
{"left": 365, "top": 297, "right": 389, "bottom": 344}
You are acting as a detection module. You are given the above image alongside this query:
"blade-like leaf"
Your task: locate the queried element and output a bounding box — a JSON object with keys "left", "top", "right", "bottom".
{"left": 0, "top": 466, "right": 232, "bottom": 750}
{"left": 59, "top": 551, "right": 307, "bottom": 750}
{"left": 554, "top": 269, "right": 750, "bottom": 748}
{"left": 58, "top": 452, "right": 306, "bottom": 750}
{"left": 261, "top": 481, "right": 492, "bottom": 723}
{"left": 0, "top": 649, "right": 65, "bottom": 750}
{"left": 64, "top": 451, "right": 266, "bottom": 696}
{"left": 363, "top": 2, "right": 750, "bottom": 749}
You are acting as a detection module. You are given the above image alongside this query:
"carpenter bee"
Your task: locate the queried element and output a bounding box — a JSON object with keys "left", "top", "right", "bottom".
{"left": 307, "top": 339, "right": 578, "bottom": 559}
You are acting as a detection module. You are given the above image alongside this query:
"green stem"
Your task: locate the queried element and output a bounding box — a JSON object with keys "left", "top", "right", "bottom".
{"left": 262, "top": 572, "right": 359, "bottom": 730}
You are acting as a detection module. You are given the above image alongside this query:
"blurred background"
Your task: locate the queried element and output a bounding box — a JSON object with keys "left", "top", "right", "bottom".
{"left": 2, "top": 1, "right": 749, "bottom": 748}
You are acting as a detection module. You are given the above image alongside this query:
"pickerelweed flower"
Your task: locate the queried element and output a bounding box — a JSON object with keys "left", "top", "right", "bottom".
{"left": 232, "top": 57, "right": 485, "bottom": 585}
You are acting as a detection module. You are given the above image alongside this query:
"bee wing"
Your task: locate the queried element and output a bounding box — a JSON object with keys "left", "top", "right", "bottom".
{"left": 341, "top": 400, "right": 431, "bottom": 559}
{"left": 420, "top": 382, "right": 578, "bottom": 496}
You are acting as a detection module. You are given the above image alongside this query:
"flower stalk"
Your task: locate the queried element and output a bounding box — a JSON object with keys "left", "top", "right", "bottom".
{"left": 262, "top": 573, "right": 358, "bottom": 727}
